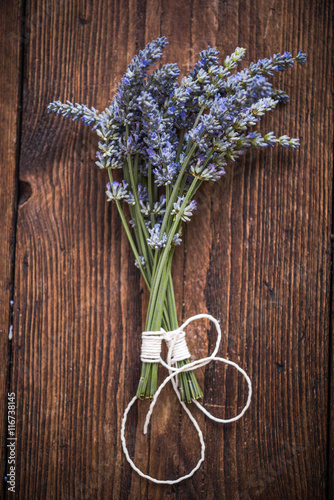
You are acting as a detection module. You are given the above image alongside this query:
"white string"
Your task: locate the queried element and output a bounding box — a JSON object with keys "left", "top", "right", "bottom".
{"left": 121, "top": 313, "right": 252, "bottom": 484}
{"left": 164, "top": 330, "right": 190, "bottom": 364}
{"left": 141, "top": 331, "right": 163, "bottom": 363}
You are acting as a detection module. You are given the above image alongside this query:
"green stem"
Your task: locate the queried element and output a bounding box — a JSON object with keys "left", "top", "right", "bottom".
{"left": 125, "top": 126, "right": 153, "bottom": 270}
{"left": 134, "top": 153, "right": 139, "bottom": 185}
{"left": 184, "top": 105, "right": 205, "bottom": 156}
{"left": 148, "top": 161, "right": 156, "bottom": 228}
{"left": 107, "top": 168, "right": 150, "bottom": 288}
{"left": 159, "top": 142, "right": 198, "bottom": 238}
{"left": 121, "top": 163, "right": 152, "bottom": 277}
{"left": 146, "top": 178, "right": 200, "bottom": 331}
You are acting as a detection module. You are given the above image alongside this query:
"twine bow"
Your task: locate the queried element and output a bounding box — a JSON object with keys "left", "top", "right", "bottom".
{"left": 121, "top": 313, "right": 252, "bottom": 485}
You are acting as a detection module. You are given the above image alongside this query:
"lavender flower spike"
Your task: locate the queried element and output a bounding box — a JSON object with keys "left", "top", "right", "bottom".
{"left": 105, "top": 181, "right": 129, "bottom": 202}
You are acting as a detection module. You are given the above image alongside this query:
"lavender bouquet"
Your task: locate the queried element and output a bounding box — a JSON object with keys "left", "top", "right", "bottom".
{"left": 48, "top": 38, "right": 305, "bottom": 482}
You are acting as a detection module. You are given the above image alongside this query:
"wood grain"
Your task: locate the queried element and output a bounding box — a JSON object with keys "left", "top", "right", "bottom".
{"left": 3, "top": 0, "right": 333, "bottom": 498}
{"left": 0, "top": 1, "right": 22, "bottom": 497}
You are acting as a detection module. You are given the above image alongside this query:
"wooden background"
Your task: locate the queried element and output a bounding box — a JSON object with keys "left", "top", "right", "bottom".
{"left": 1, "top": 0, "right": 333, "bottom": 498}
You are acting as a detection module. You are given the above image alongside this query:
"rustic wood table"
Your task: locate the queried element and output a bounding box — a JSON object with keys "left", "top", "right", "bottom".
{"left": 1, "top": 1, "right": 333, "bottom": 498}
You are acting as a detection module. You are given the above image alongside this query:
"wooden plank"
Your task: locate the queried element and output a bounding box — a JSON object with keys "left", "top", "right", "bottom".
{"left": 330, "top": 233, "right": 334, "bottom": 487}
{"left": 11, "top": 0, "right": 333, "bottom": 498}
{"left": 0, "top": 0, "right": 22, "bottom": 495}
{"left": 330, "top": 243, "right": 334, "bottom": 497}
{"left": 195, "top": 1, "right": 333, "bottom": 498}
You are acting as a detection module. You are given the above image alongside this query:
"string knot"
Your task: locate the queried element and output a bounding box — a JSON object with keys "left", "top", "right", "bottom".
{"left": 141, "top": 327, "right": 190, "bottom": 366}
{"left": 122, "top": 313, "right": 252, "bottom": 485}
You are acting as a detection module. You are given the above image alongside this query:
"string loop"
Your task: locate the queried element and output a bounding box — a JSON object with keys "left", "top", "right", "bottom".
{"left": 121, "top": 313, "right": 252, "bottom": 484}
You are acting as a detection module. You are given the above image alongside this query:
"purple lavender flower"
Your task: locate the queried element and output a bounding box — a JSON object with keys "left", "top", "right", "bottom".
{"left": 105, "top": 180, "right": 129, "bottom": 202}
{"left": 134, "top": 256, "right": 146, "bottom": 269}
{"left": 172, "top": 197, "right": 197, "bottom": 222}
{"left": 153, "top": 163, "right": 179, "bottom": 186}
{"left": 47, "top": 101, "right": 102, "bottom": 129}
{"left": 147, "top": 224, "right": 168, "bottom": 249}
{"left": 172, "top": 233, "right": 182, "bottom": 246}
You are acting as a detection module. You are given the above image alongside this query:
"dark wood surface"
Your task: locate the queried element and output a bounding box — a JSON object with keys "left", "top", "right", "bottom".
{"left": 0, "top": 0, "right": 22, "bottom": 494}
{"left": 1, "top": 0, "right": 333, "bottom": 498}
